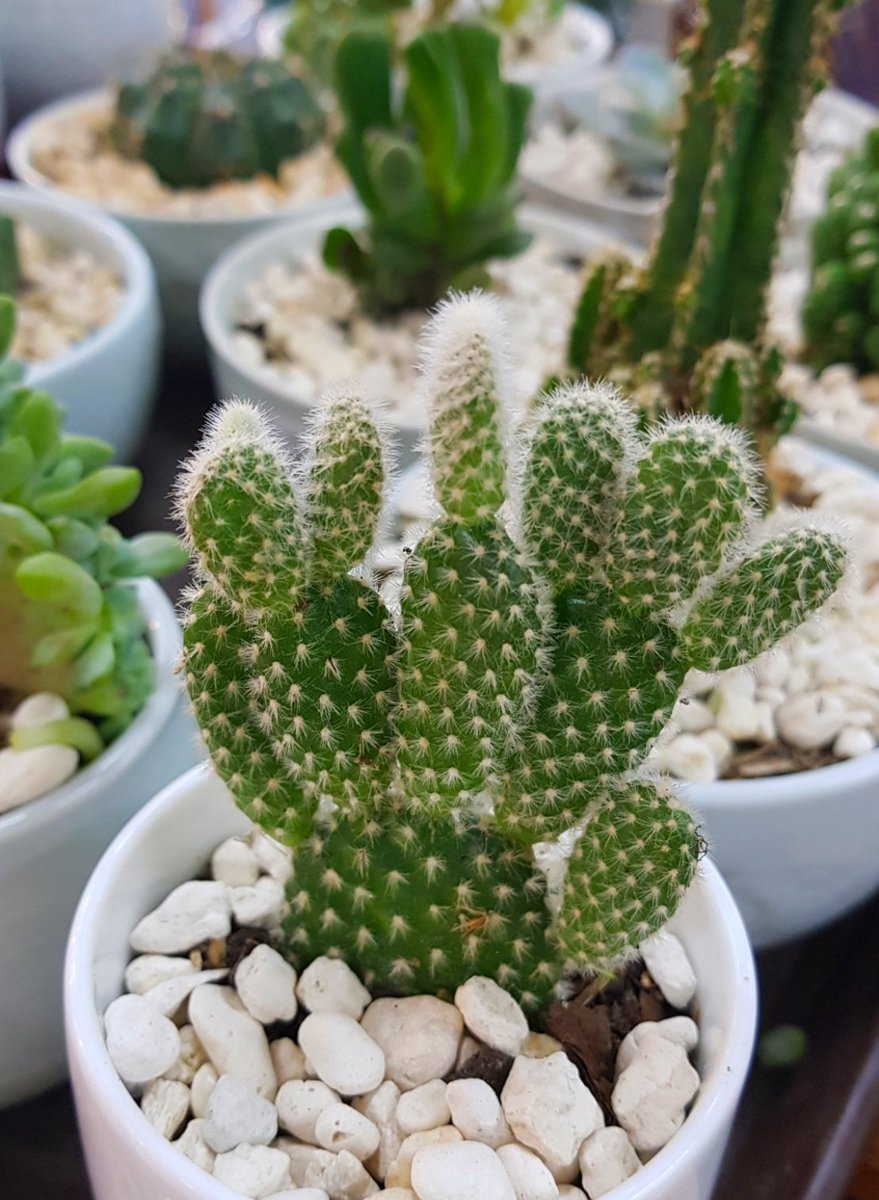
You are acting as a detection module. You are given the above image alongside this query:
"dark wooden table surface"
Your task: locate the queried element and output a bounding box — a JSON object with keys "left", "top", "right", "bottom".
{"left": 0, "top": 356, "right": 877, "bottom": 1197}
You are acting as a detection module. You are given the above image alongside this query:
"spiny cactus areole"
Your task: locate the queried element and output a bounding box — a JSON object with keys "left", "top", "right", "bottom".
{"left": 178, "top": 294, "right": 847, "bottom": 1006}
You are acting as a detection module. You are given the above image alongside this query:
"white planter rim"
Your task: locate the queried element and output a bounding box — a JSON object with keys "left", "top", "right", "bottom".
{"left": 0, "top": 178, "right": 156, "bottom": 387}
{"left": 66, "top": 759, "right": 756, "bottom": 1200}
{"left": 199, "top": 200, "right": 628, "bottom": 432}
{"left": 0, "top": 579, "right": 182, "bottom": 847}
{"left": 7, "top": 89, "right": 349, "bottom": 232}
{"left": 687, "top": 742, "right": 879, "bottom": 809}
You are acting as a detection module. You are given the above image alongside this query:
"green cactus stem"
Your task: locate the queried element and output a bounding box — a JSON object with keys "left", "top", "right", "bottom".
{"left": 110, "top": 52, "right": 324, "bottom": 190}
{"left": 178, "top": 294, "right": 847, "bottom": 1005}
{"left": 0, "top": 216, "right": 19, "bottom": 298}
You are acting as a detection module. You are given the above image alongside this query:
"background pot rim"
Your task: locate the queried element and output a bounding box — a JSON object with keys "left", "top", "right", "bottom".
{"left": 6, "top": 89, "right": 351, "bottom": 232}
{"left": 0, "top": 579, "right": 184, "bottom": 847}
{"left": 64, "top": 760, "right": 757, "bottom": 1200}
{"left": 0, "top": 177, "right": 156, "bottom": 383}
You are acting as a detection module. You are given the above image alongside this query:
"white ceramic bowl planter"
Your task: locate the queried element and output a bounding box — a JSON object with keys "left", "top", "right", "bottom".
{"left": 0, "top": 581, "right": 201, "bottom": 1108}
{"left": 0, "top": 180, "right": 160, "bottom": 459}
{"left": 7, "top": 92, "right": 352, "bottom": 359}
{"left": 200, "top": 204, "right": 618, "bottom": 461}
{"left": 66, "top": 763, "right": 757, "bottom": 1200}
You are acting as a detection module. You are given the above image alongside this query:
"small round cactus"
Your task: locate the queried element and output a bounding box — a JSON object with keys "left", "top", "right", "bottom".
{"left": 178, "top": 294, "right": 847, "bottom": 1007}
{"left": 803, "top": 127, "right": 879, "bottom": 372}
{"left": 110, "top": 52, "right": 325, "bottom": 190}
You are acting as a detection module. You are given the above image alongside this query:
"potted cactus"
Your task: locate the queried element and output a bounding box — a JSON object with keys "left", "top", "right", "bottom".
{"left": 7, "top": 51, "right": 349, "bottom": 354}
{"left": 201, "top": 21, "right": 598, "bottom": 456}
{"left": 535, "top": 0, "right": 879, "bottom": 947}
{"left": 0, "top": 297, "right": 199, "bottom": 1107}
{"left": 66, "top": 293, "right": 854, "bottom": 1200}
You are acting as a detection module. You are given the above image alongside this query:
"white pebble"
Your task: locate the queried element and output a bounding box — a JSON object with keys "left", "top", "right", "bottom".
{"left": 715, "top": 695, "right": 775, "bottom": 744}
{"left": 203, "top": 1074, "right": 278, "bottom": 1152}
{"left": 252, "top": 829, "right": 294, "bottom": 883}
{"left": 556, "top": 1189, "right": 586, "bottom": 1200}
{"left": 672, "top": 697, "right": 714, "bottom": 734}
{"left": 129, "top": 881, "right": 232, "bottom": 954}
{"left": 189, "top": 984, "right": 277, "bottom": 1097}
{"left": 501, "top": 1053, "right": 603, "bottom": 1181}
{"left": 323, "top": 1148, "right": 381, "bottom": 1198}
{"left": 396, "top": 1080, "right": 451, "bottom": 1135}
{"left": 447, "top": 1078, "right": 512, "bottom": 1149}
{"left": 616, "top": 1017, "right": 699, "bottom": 1075}
{"left": 454, "top": 1037, "right": 481, "bottom": 1070}
{"left": 144, "top": 967, "right": 228, "bottom": 1018}
{"left": 230, "top": 876, "right": 287, "bottom": 928}
{"left": 141, "top": 1079, "right": 191, "bottom": 1140}
{"left": 163, "top": 1024, "right": 207, "bottom": 1084}
{"left": 577, "top": 1127, "right": 640, "bottom": 1198}
{"left": 495, "top": 1142, "right": 559, "bottom": 1200}
{"left": 280, "top": 1142, "right": 335, "bottom": 1188}
{"left": 658, "top": 734, "right": 718, "bottom": 783}
{"left": 272, "top": 1037, "right": 308, "bottom": 1084}
{"left": 104, "top": 993, "right": 181, "bottom": 1085}
{"left": 296, "top": 956, "right": 372, "bottom": 1019}
{"left": 172, "top": 1118, "right": 215, "bottom": 1171}
{"left": 639, "top": 930, "right": 697, "bottom": 1009}
{"left": 11, "top": 691, "right": 69, "bottom": 728}
{"left": 236, "top": 944, "right": 298, "bottom": 1024}
{"left": 315, "top": 1102, "right": 381, "bottom": 1161}
{"left": 834, "top": 725, "right": 877, "bottom": 758}
{"left": 410, "top": 1141, "right": 516, "bottom": 1200}
{"left": 213, "top": 1144, "right": 292, "bottom": 1199}
{"left": 776, "top": 691, "right": 848, "bottom": 750}
{"left": 374, "top": 1192, "right": 415, "bottom": 1199}
{"left": 520, "top": 1034, "right": 562, "bottom": 1060}
{"left": 191, "top": 1062, "right": 218, "bottom": 1117}
{"left": 362, "top": 997, "right": 462, "bottom": 1091}
{"left": 754, "top": 649, "right": 790, "bottom": 689}
{"left": 277, "top": 1079, "right": 342, "bottom": 1142}
{"left": 125, "top": 954, "right": 195, "bottom": 995}
{"left": 299, "top": 1012, "right": 386, "bottom": 1096}
{"left": 454, "top": 978, "right": 529, "bottom": 1058}
{"left": 611, "top": 1035, "right": 700, "bottom": 1155}
{"left": 265, "top": 1192, "right": 329, "bottom": 1200}
{"left": 386, "top": 1128, "right": 463, "bottom": 1189}
{"left": 700, "top": 729, "right": 733, "bottom": 772}
{"left": 211, "top": 837, "right": 260, "bottom": 887}
{"left": 353, "top": 1080, "right": 402, "bottom": 1180}
{"left": 0, "top": 744, "right": 79, "bottom": 812}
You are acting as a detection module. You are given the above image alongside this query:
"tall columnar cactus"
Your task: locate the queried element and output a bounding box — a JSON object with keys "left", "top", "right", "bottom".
{"left": 179, "top": 295, "right": 847, "bottom": 1005}
{"left": 0, "top": 216, "right": 19, "bottom": 298}
{"left": 110, "top": 52, "right": 325, "bottom": 190}
{"left": 569, "top": 0, "right": 847, "bottom": 452}
{"left": 803, "top": 126, "right": 879, "bottom": 372}
{"left": 324, "top": 22, "right": 532, "bottom": 314}
{"left": 0, "top": 298, "right": 187, "bottom": 758}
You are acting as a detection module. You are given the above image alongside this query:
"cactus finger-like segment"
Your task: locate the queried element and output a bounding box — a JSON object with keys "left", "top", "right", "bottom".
{"left": 521, "top": 381, "right": 635, "bottom": 597}
{"left": 691, "top": 340, "right": 760, "bottom": 427}
{"left": 567, "top": 252, "right": 633, "bottom": 379}
{"left": 0, "top": 216, "right": 19, "bottom": 298}
{"left": 680, "top": 520, "right": 847, "bottom": 672}
{"left": 607, "top": 417, "right": 759, "bottom": 613}
{"left": 282, "top": 807, "right": 557, "bottom": 1008}
{"left": 554, "top": 778, "right": 701, "bottom": 974}
{"left": 420, "top": 293, "right": 509, "bottom": 525}
{"left": 397, "top": 518, "right": 546, "bottom": 816}
{"left": 304, "top": 387, "right": 390, "bottom": 583}
{"left": 183, "top": 576, "right": 397, "bottom": 841}
{"left": 177, "top": 402, "right": 306, "bottom": 611}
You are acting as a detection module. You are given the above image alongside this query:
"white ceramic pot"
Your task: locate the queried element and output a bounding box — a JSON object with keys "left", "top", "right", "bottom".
{"left": 66, "top": 762, "right": 756, "bottom": 1200}
{"left": 0, "top": 180, "right": 160, "bottom": 460}
{"left": 200, "top": 203, "right": 621, "bottom": 461}
{"left": 0, "top": 0, "right": 173, "bottom": 123}
{"left": 0, "top": 580, "right": 201, "bottom": 1108}
{"left": 7, "top": 91, "right": 353, "bottom": 360}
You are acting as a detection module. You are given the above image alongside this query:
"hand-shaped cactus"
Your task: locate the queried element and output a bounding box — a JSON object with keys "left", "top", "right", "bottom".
{"left": 179, "top": 294, "right": 846, "bottom": 1006}
{"left": 324, "top": 22, "right": 532, "bottom": 313}
{"left": 803, "top": 126, "right": 879, "bottom": 372}
{"left": 110, "top": 52, "right": 324, "bottom": 190}
{"left": 0, "top": 298, "right": 186, "bottom": 759}
{"left": 568, "top": 0, "right": 847, "bottom": 453}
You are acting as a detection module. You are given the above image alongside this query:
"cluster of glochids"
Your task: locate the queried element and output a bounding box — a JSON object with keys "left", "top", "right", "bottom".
{"left": 177, "top": 293, "right": 847, "bottom": 1008}
{"left": 0, "top": 295, "right": 186, "bottom": 758}
{"left": 568, "top": 0, "right": 848, "bottom": 457}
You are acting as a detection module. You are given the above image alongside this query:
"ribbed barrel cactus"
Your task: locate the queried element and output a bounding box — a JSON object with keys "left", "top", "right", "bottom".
{"left": 569, "top": 0, "right": 848, "bottom": 453}
{"left": 0, "top": 298, "right": 186, "bottom": 759}
{"left": 178, "top": 294, "right": 847, "bottom": 1006}
{"left": 803, "top": 126, "right": 879, "bottom": 372}
{"left": 324, "top": 22, "right": 532, "bottom": 314}
{"left": 110, "top": 52, "right": 325, "bottom": 190}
